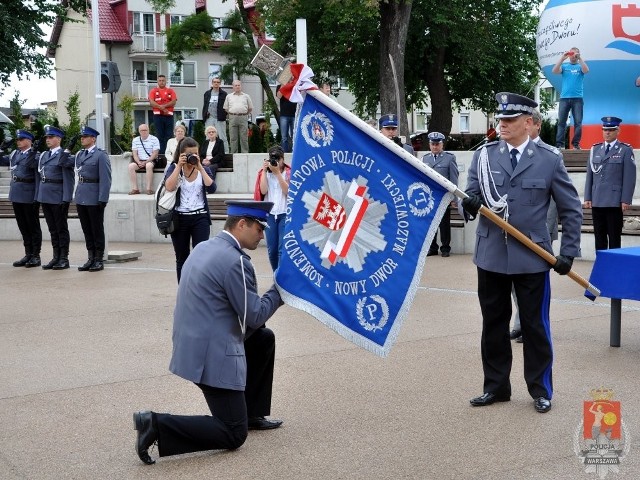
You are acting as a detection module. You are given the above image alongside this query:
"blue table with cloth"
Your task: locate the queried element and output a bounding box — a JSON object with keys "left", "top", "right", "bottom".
{"left": 587, "top": 247, "right": 640, "bottom": 346}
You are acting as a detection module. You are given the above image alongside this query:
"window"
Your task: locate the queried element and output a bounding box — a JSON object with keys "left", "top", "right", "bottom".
{"left": 169, "top": 62, "right": 196, "bottom": 86}
{"left": 415, "top": 112, "right": 429, "bottom": 131}
{"left": 459, "top": 113, "right": 470, "bottom": 133}
{"left": 174, "top": 110, "right": 197, "bottom": 123}
{"left": 211, "top": 17, "right": 231, "bottom": 40}
{"left": 208, "top": 63, "right": 232, "bottom": 86}
{"left": 132, "top": 61, "right": 158, "bottom": 82}
{"left": 134, "top": 110, "right": 154, "bottom": 129}
{"left": 170, "top": 15, "right": 186, "bottom": 26}
{"left": 133, "top": 12, "right": 155, "bottom": 34}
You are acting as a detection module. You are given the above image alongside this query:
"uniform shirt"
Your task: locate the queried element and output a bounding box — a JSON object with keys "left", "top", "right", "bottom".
{"left": 132, "top": 135, "right": 160, "bottom": 160}
{"left": 223, "top": 92, "right": 253, "bottom": 115}
{"left": 560, "top": 63, "right": 585, "bottom": 98}
{"left": 423, "top": 151, "right": 459, "bottom": 185}
{"left": 148, "top": 86, "right": 177, "bottom": 116}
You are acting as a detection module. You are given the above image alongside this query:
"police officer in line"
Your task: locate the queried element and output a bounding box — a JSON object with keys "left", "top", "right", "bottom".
{"left": 378, "top": 114, "right": 415, "bottom": 155}
{"left": 461, "top": 92, "right": 582, "bottom": 414}
{"left": 584, "top": 116, "right": 636, "bottom": 251}
{"left": 0, "top": 130, "right": 43, "bottom": 267}
{"left": 36, "top": 125, "right": 76, "bottom": 270}
{"left": 423, "top": 132, "right": 459, "bottom": 257}
{"left": 74, "top": 126, "right": 112, "bottom": 272}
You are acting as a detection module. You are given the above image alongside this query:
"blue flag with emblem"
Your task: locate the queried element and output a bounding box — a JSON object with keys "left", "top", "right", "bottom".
{"left": 274, "top": 90, "right": 457, "bottom": 357}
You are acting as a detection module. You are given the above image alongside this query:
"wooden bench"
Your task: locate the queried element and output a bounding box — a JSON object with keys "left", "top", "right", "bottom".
{"left": 562, "top": 150, "right": 588, "bottom": 173}
{"left": 0, "top": 199, "right": 79, "bottom": 219}
{"left": 450, "top": 204, "right": 640, "bottom": 236}
{"left": 577, "top": 206, "right": 640, "bottom": 235}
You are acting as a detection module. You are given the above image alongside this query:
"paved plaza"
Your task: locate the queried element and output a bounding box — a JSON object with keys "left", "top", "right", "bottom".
{"left": 1, "top": 239, "right": 639, "bottom": 479}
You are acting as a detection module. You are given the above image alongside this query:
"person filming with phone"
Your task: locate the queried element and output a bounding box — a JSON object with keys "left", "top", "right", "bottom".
{"left": 254, "top": 145, "right": 290, "bottom": 271}
{"left": 552, "top": 47, "right": 589, "bottom": 150}
{"left": 164, "top": 137, "right": 217, "bottom": 282}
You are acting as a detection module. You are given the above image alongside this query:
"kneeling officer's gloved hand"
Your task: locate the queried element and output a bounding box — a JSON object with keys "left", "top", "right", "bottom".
{"left": 462, "top": 194, "right": 483, "bottom": 219}
{"left": 553, "top": 255, "right": 573, "bottom": 275}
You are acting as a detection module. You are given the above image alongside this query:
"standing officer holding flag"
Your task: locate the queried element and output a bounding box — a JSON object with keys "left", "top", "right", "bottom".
{"left": 462, "top": 93, "right": 582, "bottom": 414}
{"left": 0, "top": 130, "right": 42, "bottom": 267}
{"left": 74, "top": 126, "right": 112, "bottom": 272}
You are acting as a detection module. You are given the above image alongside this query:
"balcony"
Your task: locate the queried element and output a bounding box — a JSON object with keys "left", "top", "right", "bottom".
{"left": 129, "top": 33, "right": 166, "bottom": 57}
{"left": 131, "top": 81, "right": 152, "bottom": 101}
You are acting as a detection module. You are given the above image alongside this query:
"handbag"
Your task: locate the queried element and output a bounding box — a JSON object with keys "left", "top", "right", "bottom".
{"left": 155, "top": 176, "right": 181, "bottom": 236}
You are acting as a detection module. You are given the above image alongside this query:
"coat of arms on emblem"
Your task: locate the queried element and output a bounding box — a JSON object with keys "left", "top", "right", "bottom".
{"left": 300, "top": 172, "right": 387, "bottom": 273}
{"left": 301, "top": 111, "right": 334, "bottom": 148}
{"left": 573, "top": 387, "right": 631, "bottom": 478}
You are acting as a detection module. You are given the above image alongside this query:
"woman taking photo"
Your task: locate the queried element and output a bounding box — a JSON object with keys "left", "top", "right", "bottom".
{"left": 199, "top": 125, "right": 225, "bottom": 177}
{"left": 164, "top": 137, "right": 217, "bottom": 282}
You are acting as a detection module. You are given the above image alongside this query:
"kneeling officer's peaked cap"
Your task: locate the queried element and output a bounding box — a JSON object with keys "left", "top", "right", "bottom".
{"left": 495, "top": 92, "right": 537, "bottom": 119}
{"left": 80, "top": 125, "right": 100, "bottom": 137}
{"left": 379, "top": 114, "right": 398, "bottom": 129}
{"left": 16, "top": 130, "right": 34, "bottom": 141}
{"left": 44, "top": 125, "right": 65, "bottom": 138}
{"left": 601, "top": 116, "right": 622, "bottom": 129}
{"left": 225, "top": 200, "right": 274, "bottom": 228}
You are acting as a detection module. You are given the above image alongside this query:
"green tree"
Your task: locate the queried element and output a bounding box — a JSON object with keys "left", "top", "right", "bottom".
{"left": 62, "top": 91, "right": 81, "bottom": 152}
{"left": 0, "top": 0, "right": 87, "bottom": 95}
{"left": 117, "top": 95, "right": 135, "bottom": 152}
{"left": 8, "top": 92, "right": 26, "bottom": 138}
{"left": 263, "top": 0, "right": 542, "bottom": 136}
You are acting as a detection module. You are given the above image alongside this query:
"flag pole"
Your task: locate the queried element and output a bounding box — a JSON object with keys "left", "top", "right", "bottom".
{"left": 304, "top": 90, "right": 599, "bottom": 298}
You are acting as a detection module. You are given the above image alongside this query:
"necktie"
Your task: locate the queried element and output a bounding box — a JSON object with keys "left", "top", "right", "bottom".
{"left": 605, "top": 144, "right": 610, "bottom": 155}
{"left": 510, "top": 148, "right": 518, "bottom": 170}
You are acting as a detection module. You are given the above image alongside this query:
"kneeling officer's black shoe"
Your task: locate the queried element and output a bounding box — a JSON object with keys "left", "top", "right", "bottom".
{"left": 133, "top": 411, "right": 157, "bottom": 465}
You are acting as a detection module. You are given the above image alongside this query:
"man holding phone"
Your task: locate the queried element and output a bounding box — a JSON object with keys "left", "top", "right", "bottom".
{"left": 552, "top": 47, "right": 589, "bottom": 150}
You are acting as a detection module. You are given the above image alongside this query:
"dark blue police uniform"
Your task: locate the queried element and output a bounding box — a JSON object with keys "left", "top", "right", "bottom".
{"left": 0, "top": 130, "right": 43, "bottom": 267}
{"left": 36, "top": 126, "right": 75, "bottom": 270}
{"left": 74, "top": 126, "right": 112, "bottom": 271}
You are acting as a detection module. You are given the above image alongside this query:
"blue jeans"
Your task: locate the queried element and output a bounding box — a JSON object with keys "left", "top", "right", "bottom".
{"left": 279, "top": 115, "right": 295, "bottom": 153}
{"left": 154, "top": 114, "right": 174, "bottom": 153}
{"left": 170, "top": 212, "right": 210, "bottom": 282}
{"left": 555, "top": 98, "right": 583, "bottom": 148}
{"left": 266, "top": 213, "right": 286, "bottom": 270}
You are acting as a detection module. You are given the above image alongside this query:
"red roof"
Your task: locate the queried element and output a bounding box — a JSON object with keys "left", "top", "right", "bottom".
{"left": 48, "top": 0, "right": 130, "bottom": 57}
{"left": 89, "top": 0, "right": 131, "bottom": 43}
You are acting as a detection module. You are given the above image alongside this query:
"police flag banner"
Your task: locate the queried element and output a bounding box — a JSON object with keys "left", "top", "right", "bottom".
{"left": 274, "top": 90, "right": 458, "bottom": 357}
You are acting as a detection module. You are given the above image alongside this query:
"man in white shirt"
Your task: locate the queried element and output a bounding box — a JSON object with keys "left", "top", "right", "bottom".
{"left": 223, "top": 80, "right": 253, "bottom": 154}
{"left": 128, "top": 124, "right": 160, "bottom": 195}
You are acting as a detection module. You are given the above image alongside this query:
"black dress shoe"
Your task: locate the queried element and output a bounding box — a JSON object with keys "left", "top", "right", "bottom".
{"left": 248, "top": 416, "right": 283, "bottom": 430}
{"left": 427, "top": 250, "right": 439, "bottom": 257}
{"left": 515, "top": 335, "right": 523, "bottom": 344}
{"left": 534, "top": 397, "right": 552, "bottom": 413}
{"left": 133, "top": 411, "right": 157, "bottom": 465}
{"left": 509, "top": 329, "right": 521, "bottom": 340}
{"left": 470, "top": 392, "right": 510, "bottom": 407}
{"left": 441, "top": 251, "right": 450, "bottom": 257}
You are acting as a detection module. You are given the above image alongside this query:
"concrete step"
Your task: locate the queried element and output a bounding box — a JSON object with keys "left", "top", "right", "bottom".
{"left": 0, "top": 187, "right": 8, "bottom": 196}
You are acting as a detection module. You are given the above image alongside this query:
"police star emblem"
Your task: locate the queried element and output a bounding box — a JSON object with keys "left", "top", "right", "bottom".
{"left": 573, "top": 387, "right": 631, "bottom": 478}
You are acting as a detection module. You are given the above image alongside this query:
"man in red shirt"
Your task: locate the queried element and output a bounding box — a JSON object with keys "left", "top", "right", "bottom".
{"left": 148, "top": 75, "right": 177, "bottom": 154}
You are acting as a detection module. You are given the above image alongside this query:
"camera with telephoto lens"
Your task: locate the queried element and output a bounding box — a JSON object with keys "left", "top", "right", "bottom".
{"left": 186, "top": 153, "right": 199, "bottom": 165}
{"left": 269, "top": 153, "right": 280, "bottom": 166}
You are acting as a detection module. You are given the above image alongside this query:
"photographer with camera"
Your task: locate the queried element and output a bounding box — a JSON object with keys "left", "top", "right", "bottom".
{"left": 254, "top": 145, "right": 290, "bottom": 270}
{"left": 164, "top": 137, "right": 217, "bottom": 282}
{"left": 552, "top": 47, "right": 589, "bottom": 150}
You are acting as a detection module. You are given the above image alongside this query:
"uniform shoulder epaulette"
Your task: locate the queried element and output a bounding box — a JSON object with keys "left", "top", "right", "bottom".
{"left": 592, "top": 142, "right": 604, "bottom": 147}
{"left": 620, "top": 142, "right": 633, "bottom": 149}
{"left": 537, "top": 142, "right": 561, "bottom": 156}
{"left": 483, "top": 140, "right": 499, "bottom": 147}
